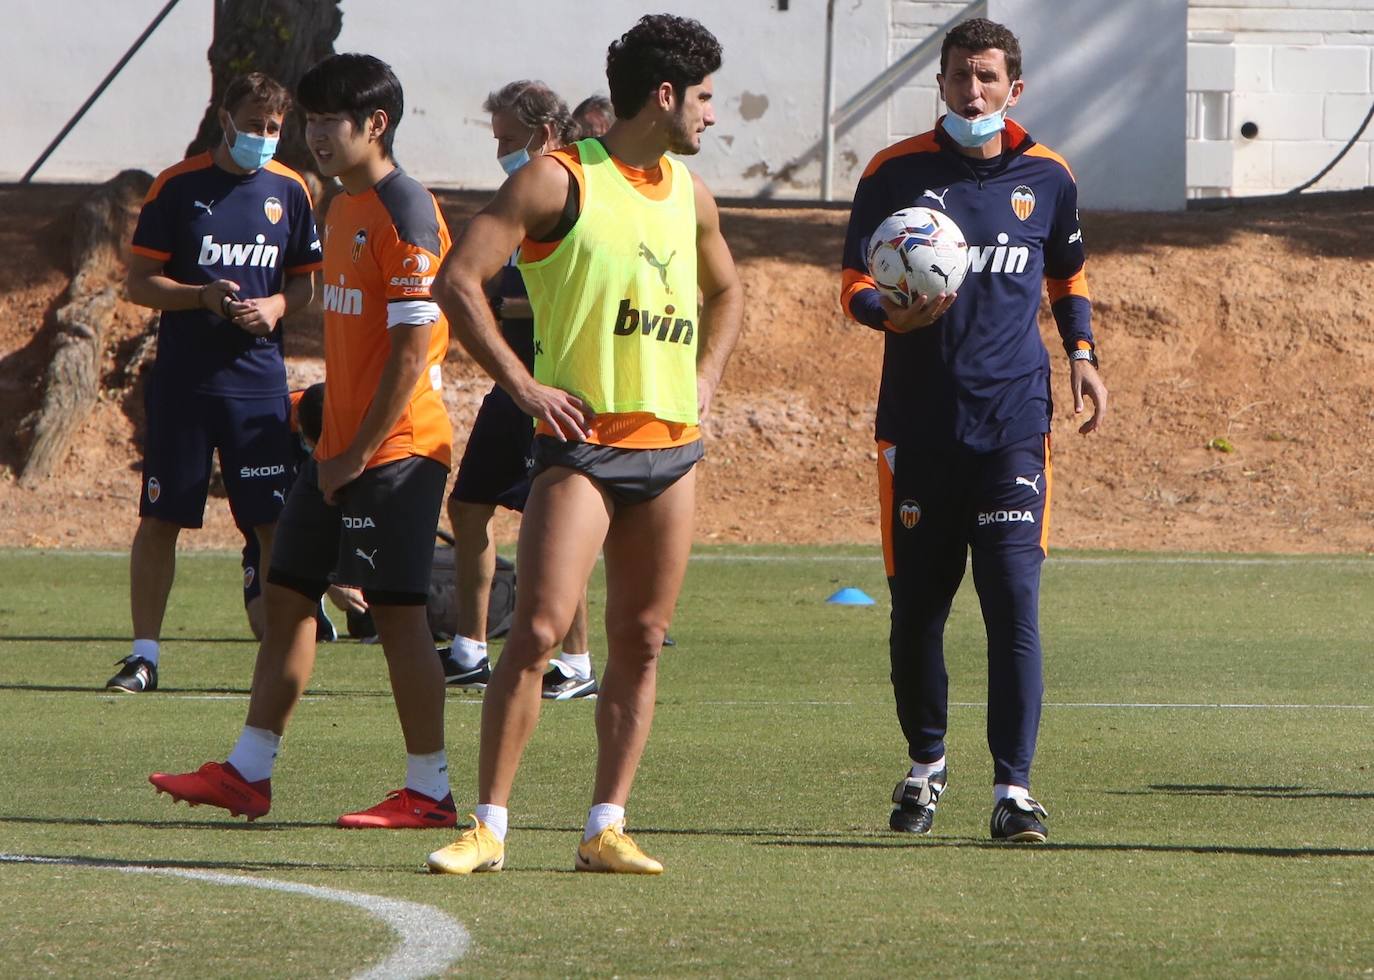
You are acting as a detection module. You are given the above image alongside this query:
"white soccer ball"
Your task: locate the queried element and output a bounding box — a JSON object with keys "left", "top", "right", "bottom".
{"left": 865, "top": 206, "right": 969, "bottom": 309}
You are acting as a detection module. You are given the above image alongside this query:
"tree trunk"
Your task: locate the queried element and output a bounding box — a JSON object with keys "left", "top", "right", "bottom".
{"left": 20, "top": 170, "right": 153, "bottom": 487}
{"left": 184, "top": 0, "right": 342, "bottom": 177}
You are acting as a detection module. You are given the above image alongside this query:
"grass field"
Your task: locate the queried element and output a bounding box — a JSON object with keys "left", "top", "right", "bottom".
{"left": 1, "top": 546, "right": 1371, "bottom": 977}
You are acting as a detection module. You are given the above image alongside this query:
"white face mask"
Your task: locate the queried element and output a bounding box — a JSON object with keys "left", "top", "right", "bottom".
{"left": 941, "top": 85, "right": 1015, "bottom": 148}
{"left": 497, "top": 132, "right": 542, "bottom": 177}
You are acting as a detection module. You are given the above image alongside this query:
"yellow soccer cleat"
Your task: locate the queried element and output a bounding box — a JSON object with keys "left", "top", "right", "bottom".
{"left": 426, "top": 816, "right": 505, "bottom": 874}
{"left": 574, "top": 820, "right": 663, "bottom": 875}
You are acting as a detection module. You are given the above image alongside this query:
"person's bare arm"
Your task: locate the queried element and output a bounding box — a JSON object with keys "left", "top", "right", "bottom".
{"left": 223, "top": 271, "right": 315, "bottom": 337}
{"left": 126, "top": 253, "right": 238, "bottom": 316}
{"left": 433, "top": 156, "right": 591, "bottom": 440}
{"left": 316, "top": 323, "right": 430, "bottom": 502}
{"left": 691, "top": 174, "right": 744, "bottom": 421}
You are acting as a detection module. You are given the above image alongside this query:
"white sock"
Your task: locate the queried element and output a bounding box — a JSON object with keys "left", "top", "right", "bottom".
{"left": 583, "top": 803, "right": 626, "bottom": 841}
{"left": 475, "top": 803, "right": 508, "bottom": 842}
{"left": 995, "top": 783, "right": 1030, "bottom": 805}
{"left": 909, "top": 756, "right": 946, "bottom": 780}
{"left": 450, "top": 635, "right": 488, "bottom": 670}
{"left": 226, "top": 726, "right": 280, "bottom": 783}
{"left": 405, "top": 749, "right": 450, "bottom": 802}
{"left": 131, "top": 639, "right": 159, "bottom": 667}
{"left": 555, "top": 652, "right": 592, "bottom": 679}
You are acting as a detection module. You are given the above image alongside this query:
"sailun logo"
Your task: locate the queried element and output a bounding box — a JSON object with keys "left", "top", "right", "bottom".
{"left": 967, "top": 233, "right": 1030, "bottom": 276}
{"left": 198, "top": 234, "right": 279, "bottom": 268}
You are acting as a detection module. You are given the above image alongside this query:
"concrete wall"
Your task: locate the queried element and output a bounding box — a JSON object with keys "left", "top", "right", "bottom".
{"left": 4, "top": 1, "right": 1363, "bottom": 205}
{"left": 1187, "top": 1, "right": 1374, "bottom": 198}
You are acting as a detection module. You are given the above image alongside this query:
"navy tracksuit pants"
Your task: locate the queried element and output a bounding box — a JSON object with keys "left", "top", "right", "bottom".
{"left": 881, "top": 434, "right": 1049, "bottom": 788}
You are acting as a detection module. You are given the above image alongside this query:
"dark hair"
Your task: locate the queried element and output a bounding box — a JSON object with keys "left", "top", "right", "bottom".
{"left": 297, "top": 53, "right": 405, "bottom": 158}
{"left": 483, "top": 80, "right": 577, "bottom": 144}
{"left": 605, "top": 14, "right": 722, "bottom": 120}
{"left": 221, "top": 72, "right": 292, "bottom": 117}
{"left": 572, "top": 94, "right": 614, "bottom": 138}
{"left": 297, "top": 383, "right": 325, "bottom": 446}
{"left": 940, "top": 18, "right": 1022, "bottom": 81}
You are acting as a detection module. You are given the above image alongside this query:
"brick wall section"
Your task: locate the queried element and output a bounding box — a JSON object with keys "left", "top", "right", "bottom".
{"left": 890, "top": 0, "right": 1373, "bottom": 198}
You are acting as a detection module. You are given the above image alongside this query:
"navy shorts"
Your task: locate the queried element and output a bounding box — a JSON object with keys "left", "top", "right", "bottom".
{"left": 139, "top": 377, "right": 293, "bottom": 530}
{"left": 448, "top": 383, "right": 535, "bottom": 512}
{"left": 531, "top": 436, "right": 703, "bottom": 506}
{"left": 268, "top": 455, "right": 448, "bottom": 605}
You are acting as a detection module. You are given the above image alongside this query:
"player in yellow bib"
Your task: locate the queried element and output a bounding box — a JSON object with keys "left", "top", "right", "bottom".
{"left": 428, "top": 14, "right": 742, "bottom": 875}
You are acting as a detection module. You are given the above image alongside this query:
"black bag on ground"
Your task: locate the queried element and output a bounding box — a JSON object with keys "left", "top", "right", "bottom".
{"left": 346, "top": 548, "right": 516, "bottom": 642}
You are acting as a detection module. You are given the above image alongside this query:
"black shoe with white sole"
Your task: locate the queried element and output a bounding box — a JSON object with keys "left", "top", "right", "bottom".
{"left": 542, "top": 661, "right": 598, "bottom": 700}
{"left": 990, "top": 796, "right": 1049, "bottom": 843}
{"left": 889, "top": 767, "right": 947, "bottom": 834}
{"left": 437, "top": 648, "right": 491, "bottom": 689}
{"left": 106, "top": 655, "right": 158, "bottom": 693}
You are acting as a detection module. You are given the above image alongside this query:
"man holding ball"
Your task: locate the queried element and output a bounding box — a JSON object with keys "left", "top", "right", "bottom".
{"left": 840, "top": 17, "right": 1107, "bottom": 843}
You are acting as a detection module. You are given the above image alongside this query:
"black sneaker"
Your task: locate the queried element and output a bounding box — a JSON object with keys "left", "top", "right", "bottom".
{"left": 541, "top": 661, "right": 598, "bottom": 700}
{"left": 315, "top": 602, "right": 338, "bottom": 643}
{"left": 889, "top": 767, "right": 947, "bottom": 834}
{"left": 437, "top": 647, "right": 490, "bottom": 689}
{"left": 106, "top": 655, "right": 158, "bottom": 693}
{"left": 990, "top": 796, "right": 1049, "bottom": 843}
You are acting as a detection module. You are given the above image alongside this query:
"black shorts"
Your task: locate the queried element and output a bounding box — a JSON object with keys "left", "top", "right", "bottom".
{"left": 530, "top": 435, "right": 703, "bottom": 506}
{"left": 139, "top": 377, "right": 293, "bottom": 529}
{"left": 448, "top": 383, "right": 535, "bottom": 512}
{"left": 268, "top": 455, "right": 448, "bottom": 605}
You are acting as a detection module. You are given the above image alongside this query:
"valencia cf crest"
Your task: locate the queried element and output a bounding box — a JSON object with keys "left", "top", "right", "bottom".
{"left": 898, "top": 499, "right": 921, "bottom": 529}
{"left": 243, "top": 566, "right": 256, "bottom": 589}
{"left": 263, "top": 196, "right": 283, "bottom": 224}
{"left": 147, "top": 477, "right": 161, "bottom": 504}
{"left": 1010, "top": 185, "right": 1036, "bottom": 221}
{"left": 351, "top": 229, "right": 368, "bottom": 263}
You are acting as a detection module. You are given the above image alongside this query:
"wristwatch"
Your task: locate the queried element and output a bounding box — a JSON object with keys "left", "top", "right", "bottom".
{"left": 1069, "top": 347, "right": 1099, "bottom": 367}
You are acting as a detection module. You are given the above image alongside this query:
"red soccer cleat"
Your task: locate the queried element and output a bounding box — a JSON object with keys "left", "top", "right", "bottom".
{"left": 337, "top": 788, "right": 458, "bottom": 829}
{"left": 149, "top": 762, "right": 271, "bottom": 821}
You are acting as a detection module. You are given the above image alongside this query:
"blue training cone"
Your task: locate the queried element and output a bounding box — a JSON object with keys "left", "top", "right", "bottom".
{"left": 826, "top": 587, "right": 876, "bottom": 606}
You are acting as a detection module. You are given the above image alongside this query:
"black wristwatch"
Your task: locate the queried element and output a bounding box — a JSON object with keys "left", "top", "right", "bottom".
{"left": 1069, "top": 347, "right": 1099, "bottom": 368}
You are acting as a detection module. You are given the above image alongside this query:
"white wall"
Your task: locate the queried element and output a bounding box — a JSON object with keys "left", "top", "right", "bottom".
{"left": 1187, "top": 1, "right": 1374, "bottom": 197}
{"left": 4, "top": 1, "right": 1362, "bottom": 205}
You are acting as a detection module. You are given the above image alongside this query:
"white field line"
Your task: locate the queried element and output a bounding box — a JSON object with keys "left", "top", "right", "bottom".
{"left": 12, "top": 550, "right": 1374, "bottom": 567}
{"left": 688, "top": 700, "right": 1370, "bottom": 710}
{"left": 0, "top": 854, "right": 469, "bottom": 980}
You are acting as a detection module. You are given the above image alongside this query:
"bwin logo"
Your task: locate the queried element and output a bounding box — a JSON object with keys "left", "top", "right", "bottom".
{"left": 323, "top": 276, "right": 364, "bottom": 315}
{"left": 240, "top": 464, "right": 286, "bottom": 479}
{"left": 978, "top": 509, "right": 1036, "bottom": 526}
{"left": 343, "top": 515, "right": 377, "bottom": 529}
{"left": 613, "top": 298, "right": 694, "bottom": 345}
{"left": 967, "top": 233, "right": 1030, "bottom": 275}
{"left": 198, "top": 234, "right": 280, "bottom": 268}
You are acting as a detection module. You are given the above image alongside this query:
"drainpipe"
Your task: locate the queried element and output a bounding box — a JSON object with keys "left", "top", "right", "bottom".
{"left": 821, "top": 0, "right": 837, "bottom": 201}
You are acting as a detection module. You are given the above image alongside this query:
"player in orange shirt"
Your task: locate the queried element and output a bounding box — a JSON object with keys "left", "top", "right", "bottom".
{"left": 150, "top": 54, "right": 458, "bottom": 829}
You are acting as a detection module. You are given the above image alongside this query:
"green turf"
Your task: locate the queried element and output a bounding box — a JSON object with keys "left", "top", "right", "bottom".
{"left": 1, "top": 547, "right": 1371, "bottom": 977}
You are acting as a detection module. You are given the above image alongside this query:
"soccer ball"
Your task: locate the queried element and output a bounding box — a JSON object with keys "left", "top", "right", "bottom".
{"left": 865, "top": 207, "right": 969, "bottom": 308}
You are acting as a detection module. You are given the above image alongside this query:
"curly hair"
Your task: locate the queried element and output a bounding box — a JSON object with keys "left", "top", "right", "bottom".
{"left": 483, "top": 80, "right": 577, "bottom": 144}
{"left": 605, "top": 14, "right": 723, "bottom": 120}
{"left": 940, "top": 18, "right": 1022, "bottom": 81}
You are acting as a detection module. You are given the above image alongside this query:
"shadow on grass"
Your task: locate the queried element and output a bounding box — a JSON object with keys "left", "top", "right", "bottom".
{"left": 754, "top": 838, "right": 1374, "bottom": 859}
{"left": 0, "top": 814, "right": 337, "bottom": 832}
{"left": 0, "top": 683, "right": 395, "bottom": 697}
{"left": 0, "top": 852, "right": 398, "bottom": 873}
{"left": 1111, "top": 784, "right": 1374, "bottom": 801}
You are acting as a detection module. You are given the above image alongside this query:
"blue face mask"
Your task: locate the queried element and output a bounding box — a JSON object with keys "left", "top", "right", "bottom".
{"left": 940, "top": 88, "right": 1015, "bottom": 148}
{"left": 497, "top": 133, "right": 542, "bottom": 177}
{"left": 224, "top": 117, "right": 279, "bottom": 171}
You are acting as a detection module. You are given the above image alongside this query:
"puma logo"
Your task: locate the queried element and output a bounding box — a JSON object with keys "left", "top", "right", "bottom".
{"left": 921, "top": 188, "right": 950, "bottom": 208}
{"left": 194, "top": 200, "right": 215, "bottom": 215}
{"left": 1015, "top": 474, "right": 1042, "bottom": 495}
{"left": 638, "top": 242, "right": 676, "bottom": 292}
{"left": 929, "top": 263, "right": 950, "bottom": 287}
{"left": 355, "top": 548, "right": 377, "bottom": 569}
{"left": 272, "top": 489, "right": 286, "bottom": 504}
